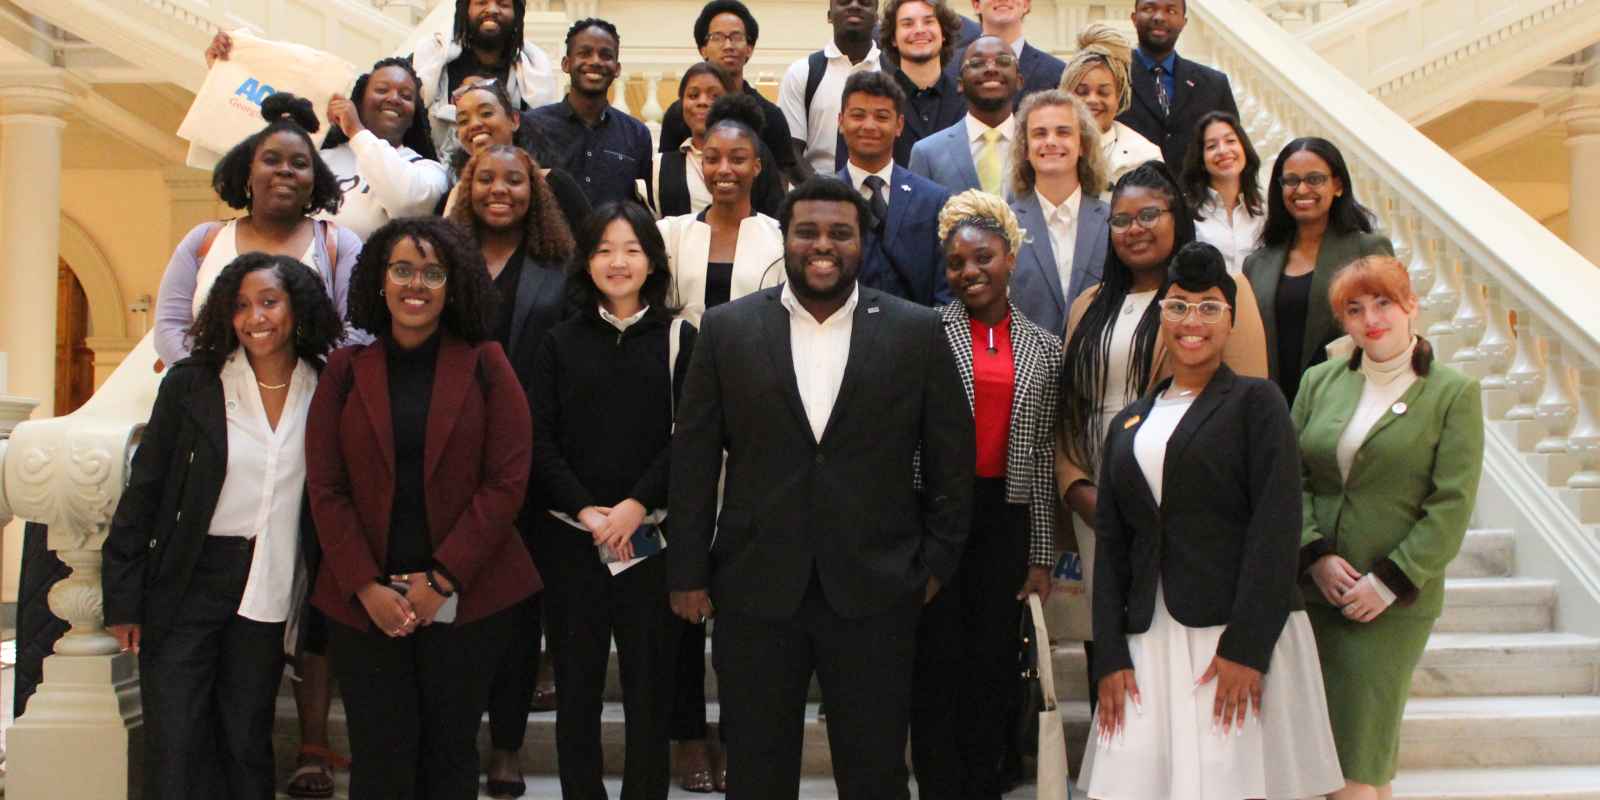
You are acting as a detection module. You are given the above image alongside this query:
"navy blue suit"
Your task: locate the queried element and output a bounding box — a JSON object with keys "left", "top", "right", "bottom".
{"left": 839, "top": 165, "right": 953, "bottom": 306}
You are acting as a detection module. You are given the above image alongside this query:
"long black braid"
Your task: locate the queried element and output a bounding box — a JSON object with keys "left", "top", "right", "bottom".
{"left": 1058, "top": 160, "right": 1197, "bottom": 475}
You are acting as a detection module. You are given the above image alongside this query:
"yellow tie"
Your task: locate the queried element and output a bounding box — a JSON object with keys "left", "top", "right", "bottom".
{"left": 977, "top": 127, "right": 1004, "bottom": 195}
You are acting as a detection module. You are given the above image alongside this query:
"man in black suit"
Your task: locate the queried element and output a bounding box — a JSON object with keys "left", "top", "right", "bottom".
{"left": 1117, "top": 0, "right": 1240, "bottom": 167}
{"left": 668, "top": 177, "right": 975, "bottom": 800}
{"left": 943, "top": 0, "right": 1066, "bottom": 104}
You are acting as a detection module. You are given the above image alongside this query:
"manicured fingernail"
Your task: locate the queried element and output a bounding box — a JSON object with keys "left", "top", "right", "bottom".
{"left": 1134, "top": 699, "right": 1144, "bottom": 716}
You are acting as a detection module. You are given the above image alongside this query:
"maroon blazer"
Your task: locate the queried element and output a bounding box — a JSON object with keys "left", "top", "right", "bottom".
{"left": 306, "top": 334, "right": 538, "bottom": 631}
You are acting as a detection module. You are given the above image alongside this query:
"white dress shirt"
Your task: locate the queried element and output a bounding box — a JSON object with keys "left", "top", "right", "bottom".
{"left": 965, "top": 113, "right": 1016, "bottom": 185}
{"left": 1037, "top": 187, "right": 1081, "bottom": 301}
{"left": 600, "top": 304, "right": 650, "bottom": 332}
{"left": 780, "top": 282, "right": 859, "bottom": 441}
{"left": 1194, "top": 187, "right": 1266, "bottom": 275}
{"left": 846, "top": 159, "right": 897, "bottom": 210}
{"left": 210, "top": 350, "right": 318, "bottom": 623}
{"left": 780, "top": 41, "right": 884, "bottom": 173}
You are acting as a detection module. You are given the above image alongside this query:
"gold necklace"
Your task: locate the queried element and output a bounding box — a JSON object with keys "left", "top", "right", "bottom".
{"left": 257, "top": 380, "right": 288, "bottom": 391}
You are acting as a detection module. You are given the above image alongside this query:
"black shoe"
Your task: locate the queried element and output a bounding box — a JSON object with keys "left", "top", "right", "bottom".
{"left": 486, "top": 778, "right": 526, "bottom": 798}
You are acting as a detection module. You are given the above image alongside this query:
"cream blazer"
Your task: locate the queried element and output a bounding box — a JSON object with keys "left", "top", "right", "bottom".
{"left": 658, "top": 212, "right": 787, "bottom": 326}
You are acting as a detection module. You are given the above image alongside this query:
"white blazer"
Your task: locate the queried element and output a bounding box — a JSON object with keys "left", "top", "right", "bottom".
{"left": 658, "top": 212, "right": 786, "bottom": 326}
{"left": 1100, "top": 121, "right": 1165, "bottom": 198}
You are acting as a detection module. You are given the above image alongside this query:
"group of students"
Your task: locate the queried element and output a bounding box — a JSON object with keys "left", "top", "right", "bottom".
{"left": 96, "top": 1, "right": 1486, "bottom": 800}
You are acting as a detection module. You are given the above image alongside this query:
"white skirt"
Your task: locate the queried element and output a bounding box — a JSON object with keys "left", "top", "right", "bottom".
{"left": 1078, "top": 585, "right": 1345, "bottom": 800}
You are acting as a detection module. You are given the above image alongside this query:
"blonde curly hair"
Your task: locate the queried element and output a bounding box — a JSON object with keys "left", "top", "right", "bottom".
{"left": 1010, "top": 90, "right": 1108, "bottom": 197}
{"left": 1060, "top": 23, "right": 1135, "bottom": 117}
{"left": 937, "top": 189, "right": 1026, "bottom": 254}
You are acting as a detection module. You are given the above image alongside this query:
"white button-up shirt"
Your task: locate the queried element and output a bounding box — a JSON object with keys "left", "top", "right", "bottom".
{"left": 1037, "top": 187, "right": 1081, "bottom": 301}
{"left": 600, "top": 303, "right": 650, "bottom": 332}
{"left": 965, "top": 113, "right": 1016, "bottom": 185}
{"left": 780, "top": 282, "right": 859, "bottom": 441}
{"left": 846, "top": 159, "right": 896, "bottom": 210}
{"left": 210, "top": 350, "right": 317, "bottom": 623}
{"left": 1194, "top": 187, "right": 1266, "bottom": 275}
{"left": 780, "top": 41, "right": 884, "bottom": 173}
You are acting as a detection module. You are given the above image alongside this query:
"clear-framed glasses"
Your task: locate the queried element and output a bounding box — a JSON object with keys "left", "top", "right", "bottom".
{"left": 1280, "top": 172, "right": 1331, "bottom": 190}
{"left": 1158, "top": 298, "right": 1232, "bottom": 324}
{"left": 706, "top": 31, "right": 748, "bottom": 47}
{"left": 387, "top": 262, "right": 449, "bottom": 290}
{"left": 1109, "top": 207, "right": 1170, "bottom": 231}
{"left": 962, "top": 54, "right": 1018, "bottom": 71}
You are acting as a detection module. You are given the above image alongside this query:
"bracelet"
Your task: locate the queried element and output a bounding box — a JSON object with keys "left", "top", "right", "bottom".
{"left": 425, "top": 569, "right": 455, "bottom": 597}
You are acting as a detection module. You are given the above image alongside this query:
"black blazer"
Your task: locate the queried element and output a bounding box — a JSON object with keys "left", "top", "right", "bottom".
{"left": 1092, "top": 365, "right": 1303, "bottom": 677}
{"left": 103, "top": 358, "right": 319, "bottom": 633}
{"left": 1116, "top": 52, "right": 1239, "bottom": 168}
{"left": 504, "top": 256, "right": 571, "bottom": 387}
{"left": 668, "top": 286, "right": 976, "bottom": 620}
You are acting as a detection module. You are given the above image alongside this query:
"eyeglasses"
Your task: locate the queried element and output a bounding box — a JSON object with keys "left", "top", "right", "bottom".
{"left": 1158, "top": 298, "right": 1232, "bottom": 323}
{"left": 387, "top": 263, "right": 449, "bottom": 290}
{"left": 962, "top": 54, "right": 1018, "bottom": 71}
{"left": 1281, "top": 172, "right": 1331, "bottom": 190}
{"left": 1109, "top": 207, "right": 1170, "bottom": 231}
{"left": 706, "top": 32, "right": 748, "bottom": 47}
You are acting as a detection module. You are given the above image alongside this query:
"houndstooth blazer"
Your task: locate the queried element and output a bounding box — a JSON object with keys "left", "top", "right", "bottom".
{"left": 935, "top": 301, "right": 1062, "bottom": 567}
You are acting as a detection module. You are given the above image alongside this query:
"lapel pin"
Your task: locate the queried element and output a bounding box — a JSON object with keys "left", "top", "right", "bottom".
{"left": 1123, "top": 415, "right": 1141, "bottom": 429}
{"left": 226, "top": 400, "right": 237, "bottom": 411}
{"left": 1185, "top": 79, "right": 1196, "bottom": 88}
{"left": 1391, "top": 401, "right": 1408, "bottom": 415}
{"left": 868, "top": 306, "right": 881, "bottom": 314}
{"left": 900, "top": 183, "right": 911, "bottom": 192}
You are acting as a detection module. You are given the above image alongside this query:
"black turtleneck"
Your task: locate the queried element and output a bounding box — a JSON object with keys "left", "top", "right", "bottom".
{"left": 386, "top": 329, "right": 442, "bottom": 573}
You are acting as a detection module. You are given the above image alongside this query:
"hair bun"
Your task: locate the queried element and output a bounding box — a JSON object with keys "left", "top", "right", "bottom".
{"left": 707, "top": 92, "right": 767, "bottom": 137}
{"left": 260, "top": 92, "right": 320, "bottom": 134}
{"left": 1168, "top": 241, "right": 1238, "bottom": 315}
{"left": 1077, "top": 23, "right": 1131, "bottom": 65}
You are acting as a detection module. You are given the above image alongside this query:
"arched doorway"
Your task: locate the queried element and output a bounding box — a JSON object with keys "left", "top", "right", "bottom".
{"left": 54, "top": 260, "right": 94, "bottom": 416}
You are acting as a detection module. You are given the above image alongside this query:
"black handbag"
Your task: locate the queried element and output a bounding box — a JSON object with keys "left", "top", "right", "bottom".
{"left": 1016, "top": 601, "right": 1045, "bottom": 754}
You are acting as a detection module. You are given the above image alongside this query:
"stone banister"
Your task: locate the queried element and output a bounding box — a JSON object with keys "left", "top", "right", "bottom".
{"left": 1193, "top": 0, "right": 1600, "bottom": 633}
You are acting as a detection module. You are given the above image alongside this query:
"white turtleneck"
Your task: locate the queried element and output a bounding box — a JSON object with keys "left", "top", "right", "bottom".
{"left": 1335, "top": 336, "right": 1420, "bottom": 482}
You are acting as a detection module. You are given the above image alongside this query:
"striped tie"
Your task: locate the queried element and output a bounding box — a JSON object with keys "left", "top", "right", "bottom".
{"left": 977, "top": 128, "right": 1004, "bottom": 195}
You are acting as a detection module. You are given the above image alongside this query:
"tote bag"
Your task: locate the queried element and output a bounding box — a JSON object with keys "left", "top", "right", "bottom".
{"left": 1040, "top": 515, "right": 1094, "bottom": 642}
{"left": 177, "top": 30, "right": 358, "bottom": 169}
{"left": 1029, "top": 594, "right": 1072, "bottom": 800}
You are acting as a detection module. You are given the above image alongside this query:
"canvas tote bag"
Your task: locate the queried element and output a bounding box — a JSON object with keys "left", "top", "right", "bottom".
{"left": 177, "top": 30, "right": 358, "bottom": 169}
{"left": 1029, "top": 594, "right": 1072, "bottom": 799}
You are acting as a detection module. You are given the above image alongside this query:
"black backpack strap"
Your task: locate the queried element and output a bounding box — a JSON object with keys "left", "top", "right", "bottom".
{"left": 802, "top": 50, "right": 829, "bottom": 119}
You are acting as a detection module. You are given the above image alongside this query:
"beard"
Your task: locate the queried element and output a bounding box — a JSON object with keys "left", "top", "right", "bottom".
{"left": 469, "top": 18, "right": 512, "bottom": 52}
{"left": 784, "top": 255, "right": 859, "bottom": 304}
{"left": 966, "top": 91, "right": 1011, "bottom": 114}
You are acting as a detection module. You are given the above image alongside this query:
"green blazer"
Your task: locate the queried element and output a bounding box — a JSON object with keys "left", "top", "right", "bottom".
{"left": 1291, "top": 354, "right": 1483, "bottom": 619}
{"left": 1244, "top": 229, "right": 1394, "bottom": 385}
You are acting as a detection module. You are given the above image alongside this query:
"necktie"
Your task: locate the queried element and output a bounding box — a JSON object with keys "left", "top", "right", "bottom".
{"left": 863, "top": 175, "right": 889, "bottom": 233}
{"left": 977, "top": 128, "right": 1004, "bottom": 195}
{"left": 1153, "top": 64, "right": 1171, "bottom": 117}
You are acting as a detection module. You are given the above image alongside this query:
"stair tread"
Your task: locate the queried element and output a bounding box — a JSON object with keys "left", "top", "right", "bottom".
{"left": 1392, "top": 766, "right": 1600, "bottom": 797}
{"left": 1402, "top": 695, "right": 1600, "bottom": 718}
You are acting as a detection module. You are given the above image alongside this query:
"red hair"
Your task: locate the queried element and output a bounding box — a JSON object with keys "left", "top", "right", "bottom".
{"left": 1327, "top": 255, "right": 1416, "bottom": 318}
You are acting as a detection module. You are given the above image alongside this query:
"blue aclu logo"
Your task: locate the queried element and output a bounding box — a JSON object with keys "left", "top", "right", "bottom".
{"left": 1052, "top": 551, "right": 1083, "bottom": 582}
{"left": 234, "top": 78, "right": 278, "bottom": 105}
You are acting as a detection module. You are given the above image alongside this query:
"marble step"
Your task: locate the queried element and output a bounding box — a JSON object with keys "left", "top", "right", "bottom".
{"left": 274, "top": 693, "right": 1600, "bottom": 777}
{"left": 1449, "top": 529, "right": 1516, "bottom": 578}
{"left": 281, "top": 768, "right": 1600, "bottom": 799}
{"left": 1436, "top": 577, "right": 1556, "bottom": 633}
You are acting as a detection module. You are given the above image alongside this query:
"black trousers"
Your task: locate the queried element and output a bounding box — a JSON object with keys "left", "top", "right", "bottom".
{"left": 540, "top": 517, "right": 678, "bottom": 800}
{"left": 714, "top": 571, "right": 922, "bottom": 800}
{"left": 329, "top": 606, "right": 514, "bottom": 800}
{"left": 139, "top": 536, "right": 285, "bottom": 800}
{"left": 486, "top": 590, "right": 543, "bottom": 750}
{"left": 911, "top": 479, "right": 1029, "bottom": 800}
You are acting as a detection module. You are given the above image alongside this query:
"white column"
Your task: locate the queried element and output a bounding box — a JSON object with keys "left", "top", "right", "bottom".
{"left": 1556, "top": 95, "right": 1600, "bottom": 265}
{"left": 0, "top": 360, "right": 42, "bottom": 797}
{"left": 0, "top": 71, "right": 76, "bottom": 419}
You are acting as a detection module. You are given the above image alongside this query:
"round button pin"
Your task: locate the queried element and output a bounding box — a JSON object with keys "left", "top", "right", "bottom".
{"left": 1391, "top": 401, "right": 1408, "bottom": 415}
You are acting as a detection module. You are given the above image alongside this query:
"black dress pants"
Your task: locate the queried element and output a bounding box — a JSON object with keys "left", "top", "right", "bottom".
{"left": 540, "top": 517, "right": 678, "bottom": 800}
{"left": 139, "top": 536, "right": 285, "bottom": 800}
{"left": 714, "top": 571, "right": 922, "bottom": 800}
{"left": 486, "top": 526, "right": 544, "bottom": 750}
{"left": 329, "top": 606, "right": 514, "bottom": 800}
{"left": 910, "top": 479, "right": 1029, "bottom": 800}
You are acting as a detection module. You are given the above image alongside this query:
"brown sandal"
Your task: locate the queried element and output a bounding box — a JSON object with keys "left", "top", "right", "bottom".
{"left": 285, "top": 745, "right": 348, "bottom": 799}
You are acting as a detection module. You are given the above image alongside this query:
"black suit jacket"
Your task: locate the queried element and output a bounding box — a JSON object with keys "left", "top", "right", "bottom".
{"left": 668, "top": 286, "right": 975, "bottom": 620}
{"left": 1116, "top": 52, "right": 1239, "bottom": 168}
{"left": 944, "top": 40, "right": 1067, "bottom": 105}
{"left": 103, "top": 358, "right": 319, "bottom": 634}
{"left": 1092, "top": 365, "right": 1304, "bottom": 677}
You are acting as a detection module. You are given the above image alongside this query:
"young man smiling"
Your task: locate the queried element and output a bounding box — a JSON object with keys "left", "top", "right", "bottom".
{"left": 943, "top": 0, "right": 1066, "bottom": 103}
{"left": 909, "top": 35, "right": 1021, "bottom": 196}
{"left": 526, "top": 18, "right": 653, "bottom": 207}
{"left": 880, "top": 0, "right": 969, "bottom": 166}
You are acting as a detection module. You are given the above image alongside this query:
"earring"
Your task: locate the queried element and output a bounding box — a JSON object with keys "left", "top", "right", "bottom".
{"left": 379, "top": 288, "right": 385, "bottom": 297}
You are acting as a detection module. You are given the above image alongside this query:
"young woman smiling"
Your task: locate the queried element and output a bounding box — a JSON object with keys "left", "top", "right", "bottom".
{"left": 651, "top": 70, "right": 787, "bottom": 220}
{"left": 306, "top": 217, "right": 537, "bottom": 800}
{"left": 1293, "top": 256, "right": 1484, "bottom": 800}
{"left": 1077, "top": 242, "right": 1343, "bottom": 800}
{"left": 1059, "top": 23, "right": 1163, "bottom": 196}
{"left": 105, "top": 253, "right": 343, "bottom": 800}
{"left": 443, "top": 79, "right": 591, "bottom": 232}
{"left": 529, "top": 202, "right": 696, "bottom": 800}
{"left": 1182, "top": 111, "right": 1265, "bottom": 275}
{"left": 911, "top": 190, "right": 1061, "bottom": 800}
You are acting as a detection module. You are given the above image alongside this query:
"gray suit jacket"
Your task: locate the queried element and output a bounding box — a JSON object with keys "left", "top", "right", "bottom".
{"left": 1008, "top": 192, "right": 1110, "bottom": 336}
{"left": 908, "top": 120, "right": 982, "bottom": 195}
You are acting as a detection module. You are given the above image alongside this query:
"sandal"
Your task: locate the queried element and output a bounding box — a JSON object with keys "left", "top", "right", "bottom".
{"left": 714, "top": 764, "right": 728, "bottom": 793}
{"left": 285, "top": 744, "right": 347, "bottom": 799}
{"left": 678, "top": 739, "right": 715, "bottom": 793}
{"left": 531, "top": 680, "right": 557, "bottom": 712}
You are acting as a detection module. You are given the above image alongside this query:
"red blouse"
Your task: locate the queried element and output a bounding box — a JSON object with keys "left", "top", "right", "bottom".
{"left": 970, "top": 313, "right": 1016, "bottom": 478}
